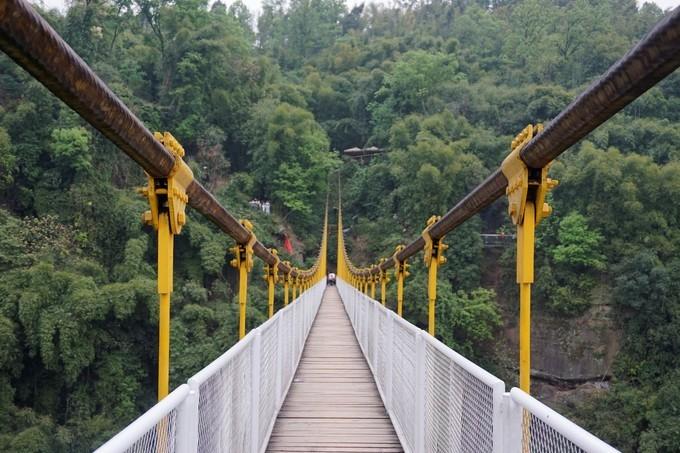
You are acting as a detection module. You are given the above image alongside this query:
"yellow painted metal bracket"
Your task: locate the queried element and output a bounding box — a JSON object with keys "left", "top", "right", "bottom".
{"left": 292, "top": 270, "right": 300, "bottom": 300}
{"left": 263, "top": 249, "right": 280, "bottom": 318}
{"left": 501, "top": 124, "right": 558, "bottom": 394}
{"left": 138, "top": 131, "right": 193, "bottom": 401}
{"left": 283, "top": 261, "right": 292, "bottom": 306}
{"left": 141, "top": 132, "right": 193, "bottom": 235}
{"left": 422, "top": 215, "right": 448, "bottom": 336}
{"left": 379, "top": 258, "right": 389, "bottom": 306}
{"left": 392, "top": 245, "right": 409, "bottom": 317}
{"left": 230, "top": 220, "right": 256, "bottom": 340}
{"left": 502, "top": 125, "right": 558, "bottom": 228}
{"left": 370, "top": 266, "right": 377, "bottom": 300}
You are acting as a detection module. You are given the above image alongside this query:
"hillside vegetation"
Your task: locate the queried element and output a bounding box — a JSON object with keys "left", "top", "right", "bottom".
{"left": 1, "top": 0, "right": 679, "bottom": 451}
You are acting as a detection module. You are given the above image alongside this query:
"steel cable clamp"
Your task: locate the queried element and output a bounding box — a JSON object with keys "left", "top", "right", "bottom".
{"left": 140, "top": 131, "right": 193, "bottom": 234}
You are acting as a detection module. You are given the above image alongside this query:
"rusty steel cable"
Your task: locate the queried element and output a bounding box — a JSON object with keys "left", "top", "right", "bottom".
{"left": 371, "top": 7, "right": 680, "bottom": 274}
{"left": 2, "top": 1, "right": 680, "bottom": 276}
{"left": 0, "top": 0, "right": 315, "bottom": 275}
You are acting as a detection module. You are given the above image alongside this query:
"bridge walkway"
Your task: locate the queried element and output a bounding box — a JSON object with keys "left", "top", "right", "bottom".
{"left": 266, "top": 286, "right": 403, "bottom": 452}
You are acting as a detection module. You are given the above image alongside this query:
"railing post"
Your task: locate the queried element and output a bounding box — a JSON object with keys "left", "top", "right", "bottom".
{"left": 291, "top": 302, "right": 297, "bottom": 372}
{"left": 385, "top": 311, "right": 394, "bottom": 411}
{"left": 491, "top": 381, "right": 506, "bottom": 453}
{"left": 250, "top": 330, "right": 262, "bottom": 453}
{"left": 352, "top": 287, "right": 359, "bottom": 328}
{"left": 176, "top": 385, "right": 199, "bottom": 453}
{"left": 500, "top": 392, "right": 522, "bottom": 453}
{"left": 303, "top": 287, "right": 309, "bottom": 331}
{"left": 276, "top": 316, "right": 283, "bottom": 405}
{"left": 363, "top": 294, "right": 369, "bottom": 347}
{"left": 371, "top": 300, "right": 378, "bottom": 366}
{"left": 415, "top": 331, "right": 426, "bottom": 453}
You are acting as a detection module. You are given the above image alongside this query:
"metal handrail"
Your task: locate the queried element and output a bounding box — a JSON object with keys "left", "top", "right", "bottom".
{"left": 336, "top": 7, "right": 680, "bottom": 275}
{"left": 0, "top": 0, "right": 324, "bottom": 277}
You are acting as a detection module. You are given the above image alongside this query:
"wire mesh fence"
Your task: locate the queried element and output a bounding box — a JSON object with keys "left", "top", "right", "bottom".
{"left": 95, "top": 281, "right": 325, "bottom": 453}
{"left": 97, "top": 279, "right": 618, "bottom": 453}
{"left": 336, "top": 278, "right": 619, "bottom": 453}
{"left": 122, "top": 409, "right": 178, "bottom": 453}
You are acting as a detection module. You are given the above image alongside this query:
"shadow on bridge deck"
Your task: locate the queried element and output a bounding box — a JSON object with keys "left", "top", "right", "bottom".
{"left": 266, "top": 286, "right": 403, "bottom": 452}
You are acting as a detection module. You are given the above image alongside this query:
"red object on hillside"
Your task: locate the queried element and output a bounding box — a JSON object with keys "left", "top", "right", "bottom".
{"left": 283, "top": 236, "right": 293, "bottom": 254}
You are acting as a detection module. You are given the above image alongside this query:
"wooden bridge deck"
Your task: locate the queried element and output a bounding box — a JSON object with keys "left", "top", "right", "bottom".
{"left": 266, "top": 286, "right": 403, "bottom": 452}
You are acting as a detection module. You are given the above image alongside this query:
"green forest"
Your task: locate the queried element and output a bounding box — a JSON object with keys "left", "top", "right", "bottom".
{"left": 1, "top": 0, "right": 680, "bottom": 451}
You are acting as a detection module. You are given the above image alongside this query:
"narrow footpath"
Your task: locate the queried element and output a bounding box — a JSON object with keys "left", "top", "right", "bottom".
{"left": 266, "top": 286, "right": 403, "bottom": 452}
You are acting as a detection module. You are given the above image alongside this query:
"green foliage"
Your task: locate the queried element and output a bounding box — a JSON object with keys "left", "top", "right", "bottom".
{"left": 248, "top": 102, "right": 339, "bottom": 230}
{"left": 552, "top": 212, "right": 606, "bottom": 270}
{"left": 437, "top": 288, "right": 502, "bottom": 360}
{"left": 0, "top": 128, "right": 16, "bottom": 189}
{"left": 369, "top": 51, "right": 462, "bottom": 140}
{"left": 49, "top": 127, "right": 92, "bottom": 178}
{"left": 258, "top": 0, "right": 344, "bottom": 68}
{"left": 1, "top": 0, "right": 679, "bottom": 450}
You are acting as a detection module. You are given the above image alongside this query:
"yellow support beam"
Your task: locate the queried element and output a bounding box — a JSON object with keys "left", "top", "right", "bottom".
{"left": 292, "top": 273, "right": 298, "bottom": 300}
{"left": 501, "top": 124, "right": 558, "bottom": 394}
{"left": 422, "top": 216, "right": 447, "bottom": 337}
{"left": 139, "top": 131, "right": 192, "bottom": 401}
{"left": 427, "top": 259, "right": 438, "bottom": 335}
{"left": 393, "top": 245, "right": 408, "bottom": 317}
{"left": 379, "top": 260, "right": 388, "bottom": 306}
{"left": 156, "top": 213, "right": 172, "bottom": 401}
{"left": 230, "top": 220, "right": 256, "bottom": 340}
{"left": 238, "top": 254, "right": 248, "bottom": 338}
{"left": 518, "top": 203, "right": 535, "bottom": 393}
{"left": 264, "top": 249, "right": 280, "bottom": 319}
{"left": 283, "top": 262, "right": 292, "bottom": 306}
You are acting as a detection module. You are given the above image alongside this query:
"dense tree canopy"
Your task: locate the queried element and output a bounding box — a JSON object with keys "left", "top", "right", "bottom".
{"left": 1, "top": 0, "right": 679, "bottom": 451}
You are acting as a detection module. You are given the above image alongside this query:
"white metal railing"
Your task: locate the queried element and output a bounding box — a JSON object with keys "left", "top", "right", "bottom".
{"left": 336, "top": 278, "right": 619, "bottom": 453}
{"left": 95, "top": 280, "right": 326, "bottom": 453}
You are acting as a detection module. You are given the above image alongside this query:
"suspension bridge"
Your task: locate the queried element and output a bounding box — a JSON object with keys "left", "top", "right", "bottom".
{"left": 2, "top": 0, "right": 680, "bottom": 451}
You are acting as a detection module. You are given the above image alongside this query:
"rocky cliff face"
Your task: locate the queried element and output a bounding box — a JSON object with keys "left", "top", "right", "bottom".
{"left": 506, "top": 305, "right": 620, "bottom": 381}
{"left": 500, "top": 285, "right": 621, "bottom": 407}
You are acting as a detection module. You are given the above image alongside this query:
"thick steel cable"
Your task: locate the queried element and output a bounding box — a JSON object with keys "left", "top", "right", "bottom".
{"left": 365, "top": 7, "right": 680, "bottom": 274}
{"left": 0, "top": 0, "right": 334, "bottom": 276}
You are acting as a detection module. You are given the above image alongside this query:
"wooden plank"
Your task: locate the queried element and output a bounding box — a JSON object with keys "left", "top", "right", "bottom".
{"left": 266, "top": 287, "right": 403, "bottom": 452}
